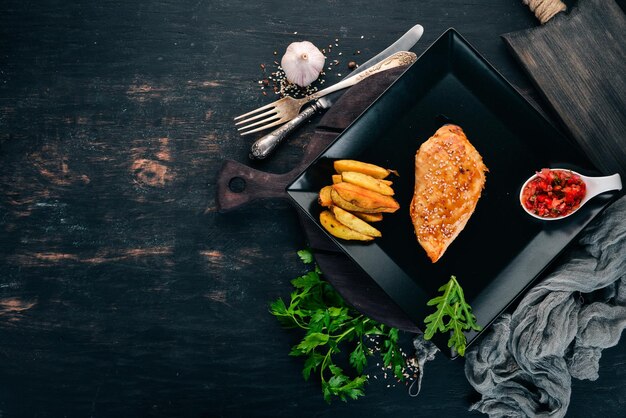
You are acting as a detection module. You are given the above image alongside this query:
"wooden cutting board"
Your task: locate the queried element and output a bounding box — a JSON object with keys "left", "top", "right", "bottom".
{"left": 503, "top": 0, "right": 626, "bottom": 181}
{"left": 217, "top": 67, "right": 419, "bottom": 332}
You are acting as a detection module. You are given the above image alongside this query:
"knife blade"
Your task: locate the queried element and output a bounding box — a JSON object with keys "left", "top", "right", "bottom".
{"left": 249, "top": 24, "right": 424, "bottom": 160}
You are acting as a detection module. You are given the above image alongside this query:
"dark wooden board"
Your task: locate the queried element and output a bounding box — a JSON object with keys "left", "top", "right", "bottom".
{"left": 503, "top": 0, "right": 626, "bottom": 181}
{"left": 1, "top": 0, "right": 624, "bottom": 416}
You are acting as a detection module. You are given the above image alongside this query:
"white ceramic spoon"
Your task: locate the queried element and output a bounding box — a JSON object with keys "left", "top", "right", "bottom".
{"left": 519, "top": 169, "right": 622, "bottom": 221}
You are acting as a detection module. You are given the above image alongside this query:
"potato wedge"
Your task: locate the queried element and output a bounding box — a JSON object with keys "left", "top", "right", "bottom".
{"left": 319, "top": 210, "right": 373, "bottom": 241}
{"left": 333, "top": 182, "right": 400, "bottom": 213}
{"left": 341, "top": 171, "right": 395, "bottom": 196}
{"left": 332, "top": 206, "right": 381, "bottom": 237}
{"left": 332, "top": 174, "right": 342, "bottom": 184}
{"left": 331, "top": 189, "right": 380, "bottom": 213}
{"left": 352, "top": 212, "right": 383, "bottom": 222}
{"left": 318, "top": 185, "right": 333, "bottom": 207}
{"left": 333, "top": 159, "right": 397, "bottom": 179}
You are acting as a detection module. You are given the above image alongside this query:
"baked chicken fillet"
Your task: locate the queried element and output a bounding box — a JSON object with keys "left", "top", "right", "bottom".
{"left": 410, "top": 125, "right": 487, "bottom": 262}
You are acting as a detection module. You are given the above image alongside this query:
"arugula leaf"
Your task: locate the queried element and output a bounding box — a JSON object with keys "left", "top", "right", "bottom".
{"left": 455, "top": 281, "right": 481, "bottom": 332}
{"left": 270, "top": 250, "right": 408, "bottom": 403}
{"left": 423, "top": 276, "right": 481, "bottom": 356}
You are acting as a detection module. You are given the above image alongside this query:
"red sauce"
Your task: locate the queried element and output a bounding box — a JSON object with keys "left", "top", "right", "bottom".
{"left": 522, "top": 169, "right": 586, "bottom": 218}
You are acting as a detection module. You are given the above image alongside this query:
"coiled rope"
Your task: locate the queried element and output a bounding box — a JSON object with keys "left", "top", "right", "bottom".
{"left": 523, "top": 0, "right": 567, "bottom": 24}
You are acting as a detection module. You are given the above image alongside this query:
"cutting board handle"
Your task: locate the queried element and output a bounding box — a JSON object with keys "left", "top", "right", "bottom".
{"left": 216, "top": 131, "right": 341, "bottom": 212}
{"left": 215, "top": 69, "right": 408, "bottom": 213}
{"left": 524, "top": 0, "right": 567, "bottom": 24}
{"left": 216, "top": 159, "right": 297, "bottom": 212}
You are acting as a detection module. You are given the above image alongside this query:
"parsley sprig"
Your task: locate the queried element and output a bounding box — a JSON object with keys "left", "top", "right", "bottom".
{"left": 270, "top": 249, "right": 406, "bottom": 403}
{"left": 423, "top": 275, "right": 481, "bottom": 356}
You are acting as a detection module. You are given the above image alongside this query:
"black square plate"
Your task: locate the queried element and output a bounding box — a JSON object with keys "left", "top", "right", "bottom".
{"left": 286, "top": 29, "right": 616, "bottom": 357}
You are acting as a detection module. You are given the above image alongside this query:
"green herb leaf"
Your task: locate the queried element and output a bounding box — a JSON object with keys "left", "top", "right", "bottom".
{"left": 302, "top": 352, "right": 324, "bottom": 381}
{"left": 349, "top": 342, "right": 367, "bottom": 374}
{"left": 270, "top": 249, "right": 409, "bottom": 403}
{"left": 291, "top": 271, "right": 321, "bottom": 289}
{"left": 269, "top": 298, "right": 288, "bottom": 316}
{"left": 297, "top": 249, "right": 314, "bottom": 264}
{"left": 296, "top": 332, "right": 329, "bottom": 354}
{"left": 423, "top": 275, "right": 481, "bottom": 356}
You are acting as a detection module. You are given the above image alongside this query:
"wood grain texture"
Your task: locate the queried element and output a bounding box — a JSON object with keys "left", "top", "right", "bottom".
{"left": 503, "top": 0, "right": 626, "bottom": 181}
{"left": 0, "top": 0, "right": 624, "bottom": 416}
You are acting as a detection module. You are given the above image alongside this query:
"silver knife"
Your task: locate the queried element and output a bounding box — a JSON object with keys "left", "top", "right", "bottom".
{"left": 249, "top": 24, "right": 424, "bottom": 160}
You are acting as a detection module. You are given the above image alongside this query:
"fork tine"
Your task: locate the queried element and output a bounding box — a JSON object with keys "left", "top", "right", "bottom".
{"left": 233, "top": 101, "right": 278, "bottom": 121}
{"left": 237, "top": 114, "right": 282, "bottom": 133}
{"left": 239, "top": 118, "right": 289, "bottom": 136}
{"left": 234, "top": 108, "right": 278, "bottom": 127}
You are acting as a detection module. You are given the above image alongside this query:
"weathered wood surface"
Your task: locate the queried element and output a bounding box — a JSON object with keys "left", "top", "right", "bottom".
{"left": 0, "top": 1, "right": 624, "bottom": 416}
{"left": 504, "top": 0, "right": 626, "bottom": 181}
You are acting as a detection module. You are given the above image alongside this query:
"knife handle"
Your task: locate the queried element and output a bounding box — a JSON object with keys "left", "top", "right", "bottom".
{"left": 249, "top": 101, "right": 323, "bottom": 160}
{"left": 308, "top": 51, "right": 417, "bottom": 100}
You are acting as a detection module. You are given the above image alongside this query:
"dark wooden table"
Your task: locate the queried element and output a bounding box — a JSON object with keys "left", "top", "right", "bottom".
{"left": 1, "top": 1, "right": 624, "bottom": 416}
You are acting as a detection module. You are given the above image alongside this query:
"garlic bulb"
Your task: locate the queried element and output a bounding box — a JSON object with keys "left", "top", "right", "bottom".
{"left": 281, "top": 41, "right": 325, "bottom": 87}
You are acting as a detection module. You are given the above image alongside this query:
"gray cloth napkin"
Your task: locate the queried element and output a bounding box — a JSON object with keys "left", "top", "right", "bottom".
{"left": 413, "top": 195, "right": 626, "bottom": 417}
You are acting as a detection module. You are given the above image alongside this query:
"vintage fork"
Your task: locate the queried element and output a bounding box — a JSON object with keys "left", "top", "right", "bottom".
{"left": 234, "top": 51, "right": 417, "bottom": 136}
